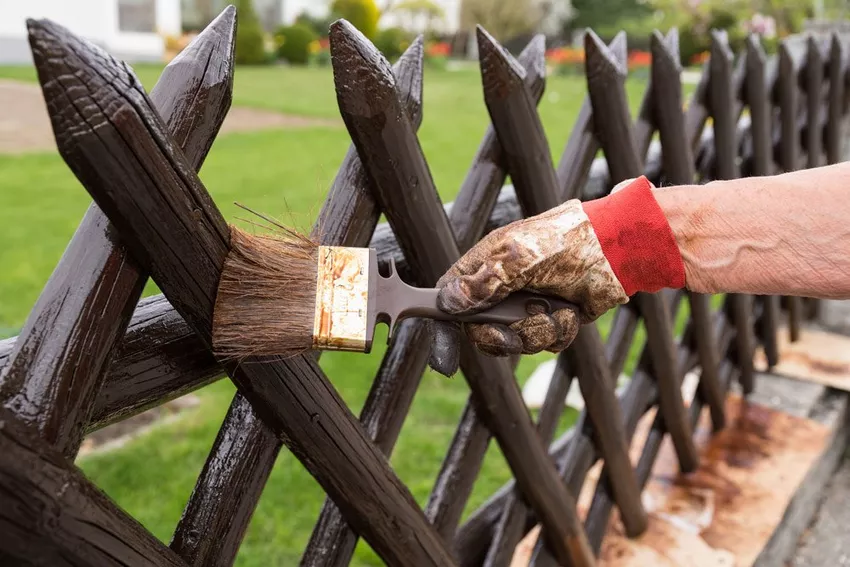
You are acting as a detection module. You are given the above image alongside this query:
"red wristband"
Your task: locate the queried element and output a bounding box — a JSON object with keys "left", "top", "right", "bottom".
{"left": 582, "top": 176, "right": 685, "bottom": 296}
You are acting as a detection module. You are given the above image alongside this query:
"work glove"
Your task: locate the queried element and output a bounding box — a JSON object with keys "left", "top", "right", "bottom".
{"left": 428, "top": 176, "right": 686, "bottom": 376}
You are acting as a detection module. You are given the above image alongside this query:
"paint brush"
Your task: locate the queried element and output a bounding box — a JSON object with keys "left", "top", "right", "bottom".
{"left": 212, "top": 225, "right": 576, "bottom": 360}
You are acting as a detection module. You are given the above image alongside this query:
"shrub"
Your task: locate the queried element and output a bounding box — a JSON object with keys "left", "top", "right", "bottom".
{"left": 294, "top": 11, "right": 335, "bottom": 37}
{"left": 275, "top": 23, "right": 318, "bottom": 65}
{"left": 374, "top": 27, "right": 411, "bottom": 61}
{"left": 310, "top": 39, "right": 332, "bottom": 67}
{"left": 330, "top": 0, "right": 380, "bottom": 39}
{"left": 234, "top": 0, "right": 268, "bottom": 65}
{"left": 708, "top": 6, "right": 746, "bottom": 54}
{"left": 678, "top": 27, "right": 712, "bottom": 68}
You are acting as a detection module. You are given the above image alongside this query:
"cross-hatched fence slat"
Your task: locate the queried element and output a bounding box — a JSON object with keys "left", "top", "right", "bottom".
{"left": 1, "top": 8, "right": 847, "bottom": 567}
{"left": 15, "top": 14, "right": 457, "bottom": 567}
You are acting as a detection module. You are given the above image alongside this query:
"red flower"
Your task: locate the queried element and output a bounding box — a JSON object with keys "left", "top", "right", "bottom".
{"left": 627, "top": 50, "right": 651, "bottom": 68}
{"left": 690, "top": 51, "right": 710, "bottom": 65}
{"left": 545, "top": 47, "right": 584, "bottom": 64}
{"left": 427, "top": 42, "right": 451, "bottom": 57}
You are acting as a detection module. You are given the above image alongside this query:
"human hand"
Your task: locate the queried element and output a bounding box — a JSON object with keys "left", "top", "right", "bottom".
{"left": 428, "top": 176, "right": 685, "bottom": 376}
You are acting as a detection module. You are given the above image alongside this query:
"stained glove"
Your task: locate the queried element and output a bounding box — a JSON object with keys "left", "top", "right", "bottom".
{"left": 428, "top": 176, "right": 686, "bottom": 376}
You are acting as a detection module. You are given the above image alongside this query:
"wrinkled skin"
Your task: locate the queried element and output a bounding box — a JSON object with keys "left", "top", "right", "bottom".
{"left": 429, "top": 198, "right": 629, "bottom": 376}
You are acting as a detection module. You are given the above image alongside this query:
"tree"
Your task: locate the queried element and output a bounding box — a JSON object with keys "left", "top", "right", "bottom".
{"left": 460, "top": 0, "right": 541, "bottom": 41}
{"left": 391, "top": 0, "right": 446, "bottom": 35}
{"left": 568, "top": 0, "right": 651, "bottom": 31}
{"left": 330, "top": 0, "right": 381, "bottom": 39}
{"left": 234, "top": 0, "right": 267, "bottom": 65}
{"left": 644, "top": 0, "right": 813, "bottom": 64}
{"left": 753, "top": 0, "right": 815, "bottom": 36}
{"left": 294, "top": 11, "right": 337, "bottom": 37}
{"left": 276, "top": 24, "right": 318, "bottom": 65}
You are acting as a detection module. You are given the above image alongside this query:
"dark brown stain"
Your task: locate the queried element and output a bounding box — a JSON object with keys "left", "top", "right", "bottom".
{"left": 668, "top": 399, "right": 772, "bottom": 511}
{"left": 809, "top": 358, "right": 850, "bottom": 374}
{"left": 0, "top": 405, "right": 186, "bottom": 566}
{"left": 781, "top": 350, "right": 850, "bottom": 375}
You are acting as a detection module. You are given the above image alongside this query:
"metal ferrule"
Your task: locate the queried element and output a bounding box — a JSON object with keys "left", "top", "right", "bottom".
{"left": 312, "top": 246, "right": 377, "bottom": 352}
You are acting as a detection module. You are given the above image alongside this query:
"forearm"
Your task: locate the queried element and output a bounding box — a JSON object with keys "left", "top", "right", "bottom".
{"left": 655, "top": 162, "right": 850, "bottom": 298}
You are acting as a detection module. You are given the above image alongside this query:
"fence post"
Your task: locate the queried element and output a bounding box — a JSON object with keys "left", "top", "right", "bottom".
{"left": 475, "top": 28, "right": 647, "bottom": 565}
{"left": 26, "top": 17, "right": 456, "bottom": 567}
{"left": 329, "top": 20, "right": 596, "bottom": 567}
{"left": 584, "top": 30, "right": 699, "bottom": 471}
{"left": 0, "top": 405, "right": 186, "bottom": 565}
{"left": 0, "top": 8, "right": 235, "bottom": 460}
{"left": 424, "top": 36, "right": 550, "bottom": 542}
{"left": 745, "top": 35, "right": 782, "bottom": 369}
{"left": 651, "top": 30, "right": 727, "bottom": 430}
{"left": 709, "top": 30, "right": 758, "bottom": 395}
{"left": 778, "top": 38, "right": 806, "bottom": 341}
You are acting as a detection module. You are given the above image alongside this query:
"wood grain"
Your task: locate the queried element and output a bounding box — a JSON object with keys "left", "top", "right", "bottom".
{"left": 26, "top": 16, "right": 455, "bottom": 567}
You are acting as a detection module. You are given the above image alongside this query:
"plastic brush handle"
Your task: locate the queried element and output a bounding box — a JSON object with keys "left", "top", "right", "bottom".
{"left": 393, "top": 287, "right": 578, "bottom": 326}
{"left": 374, "top": 257, "right": 579, "bottom": 332}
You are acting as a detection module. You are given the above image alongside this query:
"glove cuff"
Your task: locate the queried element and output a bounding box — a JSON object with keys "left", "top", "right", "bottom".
{"left": 581, "top": 176, "right": 686, "bottom": 296}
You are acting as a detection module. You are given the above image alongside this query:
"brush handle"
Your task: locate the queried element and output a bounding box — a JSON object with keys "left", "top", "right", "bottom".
{"left": 374, "top": 256, "right": 579, "bottom": 341}
{"left": 392, "top": 287, "right": 578, "bottom": 326}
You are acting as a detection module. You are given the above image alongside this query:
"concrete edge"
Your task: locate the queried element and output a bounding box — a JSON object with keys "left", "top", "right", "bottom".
{"left": 751, "top": 377, "right": 850, "bottom": 566}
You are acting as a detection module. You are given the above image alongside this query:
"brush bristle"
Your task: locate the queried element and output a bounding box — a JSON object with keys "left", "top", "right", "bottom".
{"left": 212, "top": 225, "right": 318, "bottom": 360}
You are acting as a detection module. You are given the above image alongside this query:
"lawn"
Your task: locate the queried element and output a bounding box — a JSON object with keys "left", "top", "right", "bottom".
{"left": 0, "top": 60, "right": 688, "bottom": 565}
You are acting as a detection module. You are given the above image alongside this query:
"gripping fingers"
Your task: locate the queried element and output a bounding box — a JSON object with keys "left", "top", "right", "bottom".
{"left": 463, "top": 305, "right": 581, "bottom": 357}
{"left": 510, "top": 312, "right": 561, "bottom": 354}
{"left": 463, "top": 322, "right": 523, "bottom": 357}
{"left": 509, "top": 307, "right": 579, "bottom": 354}
{"left": 544, "top": 307, "right": 581, "bottom": 352}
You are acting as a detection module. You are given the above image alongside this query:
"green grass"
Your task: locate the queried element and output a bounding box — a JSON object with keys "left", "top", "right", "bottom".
{"left": 0, "top": 62, "right": 688, "bottom": 565}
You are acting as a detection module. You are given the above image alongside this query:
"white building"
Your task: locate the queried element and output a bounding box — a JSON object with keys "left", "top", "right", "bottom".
{"left": 231, "top": 0, "right": 462, "bottom": 34}
{"left": 0, "top": 0, "right": 182, "bottom": 65}
{"left": 0, "top": 0, "right": 572, "bottom": 65}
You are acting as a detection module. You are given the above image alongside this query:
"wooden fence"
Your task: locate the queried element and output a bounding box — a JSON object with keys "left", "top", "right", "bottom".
{"left": 0, "top": 6, "right": 844, "bottom": 566}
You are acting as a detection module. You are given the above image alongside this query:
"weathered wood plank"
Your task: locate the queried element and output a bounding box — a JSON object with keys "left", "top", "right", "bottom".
{"left": 330, "top": 20, "right": 595, "bottom": 567}
{"left": 475, "top": 29, "right": 646, "bottom": 567}
{"left": 584, "top": 29, "right": 698, "bottom": 473}
{"left": 301, "top": 37, "right": 431, "bottom": 567}
{"left": 0, "top": 406, "right": 186, "bottom": 566}
{"left": 653, "top": 30, "right": 726, "bottom": 431}
{"left": 0, "top": 6, "right": 234, "bottom": 459}
{"left": 777, "top": 38, "right": 806, "bottom": 342}
{"left": 745, "top": 35, "right": 781, "bottom": 370}
{"left": 709, "top": 30, "right": 758, "bottom": 395}
{"left": 423, "top": 34, "right": 549, "bottom": 543}
{"left": 27, "top": 17, "right": 456, "bottom": 567}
